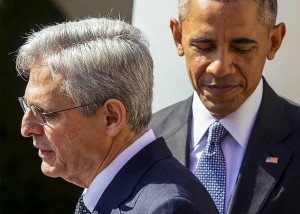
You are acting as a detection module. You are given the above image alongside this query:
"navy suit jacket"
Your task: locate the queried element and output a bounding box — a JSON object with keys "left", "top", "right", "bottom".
{"left": 92, "top": 137, "right": 218, "bottom": 214}
{"left": 150, "top": 79, "right": 300, "bottom": 214}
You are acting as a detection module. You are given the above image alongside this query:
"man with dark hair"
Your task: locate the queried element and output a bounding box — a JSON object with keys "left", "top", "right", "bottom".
{"left": 151, "top": 0, "right": 300, "bottom": 213}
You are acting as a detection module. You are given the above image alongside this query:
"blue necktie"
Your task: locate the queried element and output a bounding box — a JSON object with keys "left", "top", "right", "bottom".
{"left": 75, "top": 195, "right": 91, "bottom": 214}
{"left": 195, "top": 121, "right": 228, "bottom": 214}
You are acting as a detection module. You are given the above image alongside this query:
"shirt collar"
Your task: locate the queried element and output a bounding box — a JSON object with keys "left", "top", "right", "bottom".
{"left": 192, "top": 79, "right": 263, "bottom": 150}
{"left": 82, "top": 129, "right": 156, "bottom": 212}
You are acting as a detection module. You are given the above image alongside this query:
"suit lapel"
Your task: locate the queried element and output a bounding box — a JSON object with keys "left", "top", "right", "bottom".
{"left": 228, "top": 80, "right": 293, "bottom": 214}
{"left": 164, "top": 120, "right": 190, "bottom": 166}
{"left": 93, "top": 138, "right": 172, "bottom": 213}
{"left": 156, "top": 97, "right": 193, "bottom": 166}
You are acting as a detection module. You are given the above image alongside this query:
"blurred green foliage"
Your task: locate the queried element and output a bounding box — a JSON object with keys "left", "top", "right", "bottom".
{"left": 0, "top": 0, "right": 82, "bottom": 213}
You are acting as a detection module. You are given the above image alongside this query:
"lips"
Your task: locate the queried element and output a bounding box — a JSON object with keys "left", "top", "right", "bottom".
{"left": 202, "top": 84, "right": 240, "bottom": 95}
{"left": 33, "top": 143, "right": 53, "bottom": 158}
{"left": 38, "top": 148, "right": 53, "bottom": 158}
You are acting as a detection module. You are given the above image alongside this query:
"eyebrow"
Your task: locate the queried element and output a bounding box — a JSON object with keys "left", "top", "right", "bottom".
{"left": 189, "top": 37, "right": 214, "bottom": 43}
{"left": 189, "top": 37, "right": 258, "bottom": 44}
{"left": 230, "top": 38, "right": 258, "bottom": 44}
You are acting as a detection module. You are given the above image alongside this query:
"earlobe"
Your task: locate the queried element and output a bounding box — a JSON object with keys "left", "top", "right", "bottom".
{"left": 170, "top": 18, "right": 184, "bottom": 56}
{"left": 267, "top": 22, "right": 286, "bottom": 60}
{"left": 103, "top": 99, "right": 126, "bottom": 137}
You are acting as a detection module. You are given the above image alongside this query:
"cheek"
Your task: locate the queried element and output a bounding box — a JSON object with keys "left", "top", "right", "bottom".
{"left": 44, "top": 125, "right": 78, "bottom": 159}
{"left": 185, "top": 53, "right": 209, "bottom": 89}
{"left": 238, "top": 57, "right": 265, "bottom": 91}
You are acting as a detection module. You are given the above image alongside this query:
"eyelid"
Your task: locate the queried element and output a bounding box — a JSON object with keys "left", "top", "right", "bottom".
{"left": 22, "top": 97, "right": 47, "bottom": 114}
{"left": 190, "top": 41, "right": 216, "bottom": 49}
{"left": 231, "top": 45, "right": 252, "bottom": 50}
{"left": 231, "top": 42, "right": 254, "bottom": 47}
{"left": 231, "top": 44, "right": 256, "bottom": 53}
{"left": 33, "top": 105, "right": 51, "bottom": 115}
{"left": 191, "top": 40, "right": 214, "bottom": 45}
{"left": 42, "top": 111, "right": 56, "bottom": 116}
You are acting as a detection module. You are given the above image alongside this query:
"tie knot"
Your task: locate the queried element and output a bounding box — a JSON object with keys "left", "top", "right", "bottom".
{"left": 208, "top": 121, "right": 228, "bottom": 143}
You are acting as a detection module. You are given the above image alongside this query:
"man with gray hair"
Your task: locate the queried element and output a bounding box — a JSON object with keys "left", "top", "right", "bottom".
{"left": 16, "top": 17, "right": 218, "bottom": 213}
{"left": 151, "top": 0, "right": 300, "bottom": 213}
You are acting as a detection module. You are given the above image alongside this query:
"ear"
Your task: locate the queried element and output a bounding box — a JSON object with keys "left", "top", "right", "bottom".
{"left": 170, "top": 18, "right": 184, "bottom": 56}
{"left": 102, "top": 99, "right": 126, "bottom": 137}
{"left": 267, "top": 22, "right": 286, "bottom": 60}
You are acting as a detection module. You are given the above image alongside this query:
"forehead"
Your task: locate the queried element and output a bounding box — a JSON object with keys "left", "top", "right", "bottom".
{"left": 189, "top": 0, "right": 259, "bottom": 21}
{"left": 25, "top": 63, "right": 65, "bottom": 102}
{"left": 182, "top": 0, "right": 265, "bottom": 38}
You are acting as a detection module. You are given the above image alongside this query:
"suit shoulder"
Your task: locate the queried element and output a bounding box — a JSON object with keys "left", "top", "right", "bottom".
{"left": 149, "top": 97, "right": 192, "bottom": 138}
{"left": 130, "top": 156, "right": 218, "bottom": 214}
{"left": 280, "top": 96, "right": 300, "bottom": 124}
{"left": 152, "top": 97, "right": 192, "bottom": 121}
{"left": 275, "top": 96, "right": 300, "bottom": 152}
{"left": 150, "top": 97, "right": 192, "bottom": 127}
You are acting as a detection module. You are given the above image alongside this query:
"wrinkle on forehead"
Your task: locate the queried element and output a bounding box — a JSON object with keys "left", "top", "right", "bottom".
{"left": 26, "top": 63, "right": 65, "bottom": 104}
{"left": 29, "top": 63, "right": 64, "bottom": 88}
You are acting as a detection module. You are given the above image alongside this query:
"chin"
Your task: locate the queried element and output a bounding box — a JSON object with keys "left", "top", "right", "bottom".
{"left": 41, "top": 162, "right": 60, "bottom": 178}
{"left": 204, "top": 100, "right": 237, "bottom": 119}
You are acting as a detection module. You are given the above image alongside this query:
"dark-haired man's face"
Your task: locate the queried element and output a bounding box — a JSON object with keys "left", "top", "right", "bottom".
{"left": 172, "top": 0, "right": 284, "bottom": 118}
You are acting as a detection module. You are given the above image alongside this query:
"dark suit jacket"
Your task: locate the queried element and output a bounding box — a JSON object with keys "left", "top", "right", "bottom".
{"left": 150, "top": 79, "right": 300, "bottom": 214}
{"left": 92, "top": 137, "right": 218, "bottom": 214}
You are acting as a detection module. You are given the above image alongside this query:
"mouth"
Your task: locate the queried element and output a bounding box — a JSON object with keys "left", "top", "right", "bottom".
{"left": 38, "top": 149, "right": 53, "bottom": 158}
{"left": 202, "top": 84, "right": 241, "bottom": 95}
{"left": 33, "top": 143, "right": 53, "bottom": 159}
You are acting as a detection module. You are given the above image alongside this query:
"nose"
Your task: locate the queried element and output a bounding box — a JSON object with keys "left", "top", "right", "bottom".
{"left": 21, "top": 109, "right": 44, "bottom": 137}
{"left": 206, "top": 48, "right": 235, "bottom": 77}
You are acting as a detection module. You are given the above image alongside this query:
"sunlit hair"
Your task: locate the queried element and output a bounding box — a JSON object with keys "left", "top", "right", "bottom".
{"left": 16, "top": 17, "right": 153, "bottom": 133}
{"left": 178, "top": 0, "right": 277, "bottom": 29}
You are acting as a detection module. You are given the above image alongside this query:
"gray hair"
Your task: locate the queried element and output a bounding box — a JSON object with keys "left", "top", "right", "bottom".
{"left": 16, "top": 17, "right": 154, "bottom": 134}
{"left": 178, "top": 0, "right": 277, "bottom": 29}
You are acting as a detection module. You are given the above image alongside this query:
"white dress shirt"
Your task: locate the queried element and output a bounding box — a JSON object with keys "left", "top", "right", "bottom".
{"left": 81, "top": 129, "right": 156, "bottom": 212}
{"left": 190, "top": 79, "right": 263, "bottom": 213}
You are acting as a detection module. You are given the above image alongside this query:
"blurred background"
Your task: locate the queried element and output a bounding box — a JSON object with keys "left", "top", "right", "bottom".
{"left": 0, "top": 0, "right": 299, "bottom": 213}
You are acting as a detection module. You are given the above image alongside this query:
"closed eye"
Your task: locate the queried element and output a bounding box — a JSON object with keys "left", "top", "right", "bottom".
{"left": 231, "top": 45, "right": 255, "bottom": 54}
{"left": 230, "top": 38, "right": 258, "bottom": 54}
{"left": 191, "top": 43, "right": 216, "bottom": 52}
{"left": 189, "top": 37, "right": 216, "bottom": 53}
